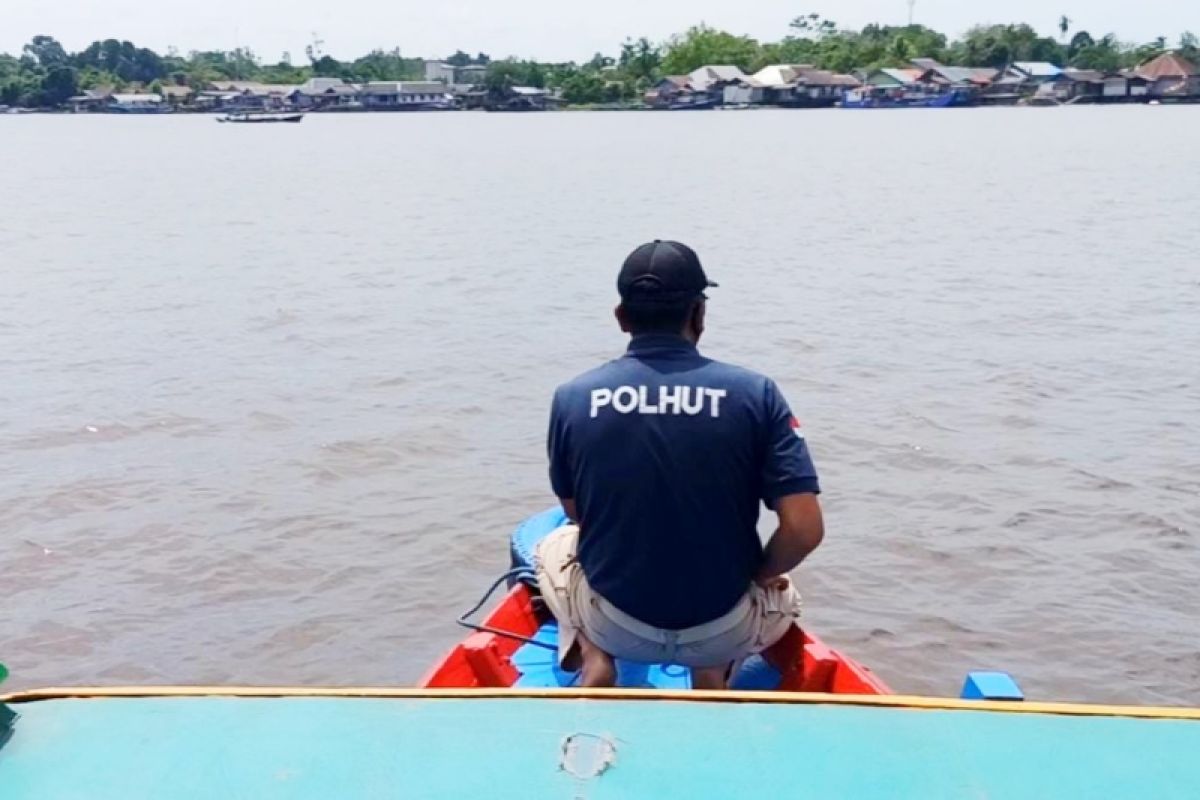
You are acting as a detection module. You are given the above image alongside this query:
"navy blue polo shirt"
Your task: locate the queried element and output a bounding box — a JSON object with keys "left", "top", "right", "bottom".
{"left": 547, "top": 333, "right": 820, "bottom": 630}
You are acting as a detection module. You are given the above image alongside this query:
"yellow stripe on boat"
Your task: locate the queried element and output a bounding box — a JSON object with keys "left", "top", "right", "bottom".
{"left": 4, "top": 685, "right": 1200, "bottom": 721}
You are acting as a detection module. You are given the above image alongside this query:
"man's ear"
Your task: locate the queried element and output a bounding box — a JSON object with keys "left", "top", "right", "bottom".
{"left": 615, "top": 303, "right": 631, "bottom": 333}
{"left": 691, "top": 300, "right": 706, "bottom": 338}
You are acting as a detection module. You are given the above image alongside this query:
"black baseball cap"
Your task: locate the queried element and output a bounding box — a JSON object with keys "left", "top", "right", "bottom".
{"left": 617, "top": 240, "right": 718, "bottom": 304}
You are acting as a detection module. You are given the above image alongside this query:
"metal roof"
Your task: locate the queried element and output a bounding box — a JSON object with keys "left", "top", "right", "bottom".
{"left": 1014, "top": 62, "right": 1064, "bottom": 78}
{"left": 361, "top": 81, "right": 446, "bottom": 94}
{"left": 875, "top": 68, "right": 922, "bottom": 84}
{"left": 920, "top": 65, "right": 994, "bottom": 85}
{"left": 110, "top": 93, "right": 163, "bottom": 103}
{"left": 752, "top": 65, "right": 796, "bottom": 87}
{"left": 299, "top": 77, "right": 348, "bottom": 92}
{"left": 751, "top": 64, "right": 858, "bottom": 88}
{"left": 688, "top": 65, "right": 748, "bottom": 89}
{"left": 211, "top": 81, "right": 297, "bottom": 95}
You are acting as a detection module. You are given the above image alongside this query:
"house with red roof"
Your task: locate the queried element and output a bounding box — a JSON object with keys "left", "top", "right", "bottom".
{"left": 1136, "top": 52, "right": 1199, "bottom": 99}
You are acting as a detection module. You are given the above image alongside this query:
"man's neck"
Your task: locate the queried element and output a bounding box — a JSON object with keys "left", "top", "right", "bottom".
{"left": 626, "top": 332, "right": 699, "bottom": 354}
{"left": 630, "top": 329, "right": 697, "bottom": 345}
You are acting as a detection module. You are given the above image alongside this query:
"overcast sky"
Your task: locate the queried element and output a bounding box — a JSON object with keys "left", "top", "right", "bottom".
{"left": 4, "top": 0, "right": 1192, "bottom": 62}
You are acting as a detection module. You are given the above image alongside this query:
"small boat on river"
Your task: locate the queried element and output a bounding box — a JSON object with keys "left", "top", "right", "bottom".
{"left": 842, "top": 87, "right": 974, "bottom": 109}
{"left": 654, "top": 95, "right": 718, "bottom": 111}
{"left": 421, "top": 506, "right": 889, "bottom": 691}
{"left": 217, "top": 110, "right": 305, "bottom": 123}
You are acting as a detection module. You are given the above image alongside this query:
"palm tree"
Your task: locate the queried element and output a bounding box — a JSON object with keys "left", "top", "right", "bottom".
{"left": 1059, "top": 15, "right": 1071, "bottom": 43}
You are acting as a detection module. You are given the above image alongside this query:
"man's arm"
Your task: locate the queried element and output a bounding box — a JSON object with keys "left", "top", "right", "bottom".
{"left": 560, "top": 497, "right": 579, "bottom": 523}
{"left": 757, "top": 379, "right": 823, "bottom": 586}
{"left": 756, "top": 493, "right": 824, "bottom": 586}
{"left": 548, "top": 387, "right": 578, "bottom": 522}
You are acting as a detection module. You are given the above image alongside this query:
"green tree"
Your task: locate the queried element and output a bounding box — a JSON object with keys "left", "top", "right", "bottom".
{"left": 790, "top": 14, "right": 838, "bottom": 39}
{"left": 892, "top": 25, "right": 944, "bottom": 60}
{"left": 661, "top": 25, "right": 761, "bottom": 74}
{"left": 24, "top": 35, "right": 68, "bottom": 67}
{"left": 77, "top": 66, "right": 122, "bottom": 90}
{"left": 1124, "top": 38, "right": 1167, "bottom": 68}
{"left": 483, "top": 59, "right": 556, "bottom": 97}
{"left": 890, "top": 35, "right": 913, "bottom": 63}
{"left": 0, "top": 53, "right": 19, "bottom": 80}
{"left": 351, "top": 49, "right": 422, "bottom": 81}
{"left": 75, "top": 39, "right": 162, "bottom": 82}
{"left": 526, "top": 62, "right": 547, "bottom": 88}
{"left": 561, "top": 70, "right": 605, "bottom": 104}
{"left": 311, "top": 55, "right": 344, "bottom": 78}
{"left": 586, "top": 52, "right": 614, "bottom": 71}
{"left": 1, "top": 50, "right": 42, "bottom": 106}
{"left": 1180, "top": 32, "right": 1199, "bottom": 63}
{"left": 1067, "top": 31, "right": 1095, "bottom": 58}
{"left": 1029, "top": 37, "right": 1065, "bottom": 65}
{"left": 40, "top": 64, "right": 79, "bottom": 105}
{"left": 950, "top": 24, "right": 1060, "bottom": 67}
{"left": 1059, "top": 15, "right": 1071, "bottom": 43}
{"left": 758, "top": 38, "right": 812, "bottom": 69}
{"left": 259, "top": 60, "right": 311, "bottom": 84}
{"left": 483, "top": 60, "right": 535, "bottom": 96}
{"left": 132, "top": 47, "right": 164, "bottom": 82}
{"left": 1067, "top": 33, "right": 1123, "bottom": 72}
{"left": 620, "top": 38, "right": 661, "bottom": 82}
{"left": 1, "top": 75, "right": 39, "bottom": 107}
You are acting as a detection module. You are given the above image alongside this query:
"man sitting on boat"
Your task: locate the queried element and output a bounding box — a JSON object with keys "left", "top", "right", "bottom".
{"left": 537, "top": 240, "right": 825, "bottom": 689}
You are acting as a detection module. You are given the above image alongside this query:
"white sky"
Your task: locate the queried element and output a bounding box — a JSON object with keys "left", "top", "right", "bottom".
{"left": 3, "top": 0, "right": 1192, "bottom": 62}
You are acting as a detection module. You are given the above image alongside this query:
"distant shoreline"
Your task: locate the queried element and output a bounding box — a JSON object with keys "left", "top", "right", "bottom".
{"left": 5, "top": 27, "right": 1198, "bottom": 112}
{"left": 6, "top": 100, "right": 1198, "bottom": 117}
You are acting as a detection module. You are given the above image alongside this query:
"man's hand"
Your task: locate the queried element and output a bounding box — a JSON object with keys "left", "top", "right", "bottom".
{"left": 756, "top": 493, "right": 824, "bottom": 585}
{"left": 755, "top": 574, "right": 792, "bottom": 591}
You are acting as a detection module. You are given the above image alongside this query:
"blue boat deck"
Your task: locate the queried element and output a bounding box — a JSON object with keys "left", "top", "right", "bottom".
{"left": 2, "top": 692, "right": 1199, "bottom": 798}
{"left": 510, "top": 620, "right": 783, "bottom": 690}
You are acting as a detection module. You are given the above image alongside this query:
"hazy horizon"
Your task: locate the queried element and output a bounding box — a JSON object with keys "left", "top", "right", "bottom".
{"left": 4, "top": 0, "right": 1194, "bottom": 63}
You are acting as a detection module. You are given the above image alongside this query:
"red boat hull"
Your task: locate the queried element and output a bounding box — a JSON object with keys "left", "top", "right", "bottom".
{"left": 420, "top": 584, "right": 891, "bottom": 694}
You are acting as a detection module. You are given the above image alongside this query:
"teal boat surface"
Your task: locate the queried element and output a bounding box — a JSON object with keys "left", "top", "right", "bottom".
{"left": 2, "top": 690, "right": 1199, "bottom": 798}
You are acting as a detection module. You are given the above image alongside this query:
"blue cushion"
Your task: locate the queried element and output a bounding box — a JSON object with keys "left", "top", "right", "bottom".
{"left": 512, "top": 622, "right": 695, "bottom": 689}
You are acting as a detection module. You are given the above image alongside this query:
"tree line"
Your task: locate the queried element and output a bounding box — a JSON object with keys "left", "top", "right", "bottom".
{"left": 3, "top": 18, "right": 1197, "bottom": 108}
{"left": 0, "top": 36, "right": 450, "bottom": 107}
{"left": 480, "top": 19, "right": 1197, "bottom": 105}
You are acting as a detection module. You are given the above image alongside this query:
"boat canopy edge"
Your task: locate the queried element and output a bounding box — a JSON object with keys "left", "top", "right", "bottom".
{"left": 3, "top": 686, "right": 1199, "bottom": 721}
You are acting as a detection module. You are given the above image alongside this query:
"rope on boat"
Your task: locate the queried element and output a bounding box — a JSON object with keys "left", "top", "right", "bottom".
{"left": 456, "top": 568, "right": 557, "bottom": 651}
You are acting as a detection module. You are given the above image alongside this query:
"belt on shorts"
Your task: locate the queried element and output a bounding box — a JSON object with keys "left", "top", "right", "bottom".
{"left": 591, "top": 591, "right": 754, "bottom": 646}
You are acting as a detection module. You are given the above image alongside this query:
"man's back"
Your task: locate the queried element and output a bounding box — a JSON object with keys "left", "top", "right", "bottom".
{"left": 549, "top": 333, "right": 819, "bottom": 630}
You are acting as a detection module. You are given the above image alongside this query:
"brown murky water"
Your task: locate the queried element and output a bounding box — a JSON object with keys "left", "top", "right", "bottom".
{"left": 2, "top": 109, "right": 1198, "bottom": 703}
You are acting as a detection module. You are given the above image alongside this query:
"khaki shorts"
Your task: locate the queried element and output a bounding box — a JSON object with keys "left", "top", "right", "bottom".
{"left": 534, "top": 524, "right": 801, "bottom": 669}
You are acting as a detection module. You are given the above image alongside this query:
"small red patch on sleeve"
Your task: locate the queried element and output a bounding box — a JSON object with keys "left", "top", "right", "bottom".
{"left": 789, "top": 416, "right": 801, "bottom": 429}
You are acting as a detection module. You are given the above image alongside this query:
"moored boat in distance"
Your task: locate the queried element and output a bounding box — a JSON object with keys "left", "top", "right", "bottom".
{"left": 659, "top": 96, "right": 718, "bottom": 111}
{"left": 420, "top": 507, "right": 890, "bottom": 692}
{"left": 842, "top": 87, "right": 975, "bottom": 109}
{"left": 218, "top": 110, "right": 305, "bottom": 123}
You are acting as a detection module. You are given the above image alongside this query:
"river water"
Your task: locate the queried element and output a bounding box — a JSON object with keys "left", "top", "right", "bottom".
{"left": 2, "top": 108, "right": 1197, "bottom": 704}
